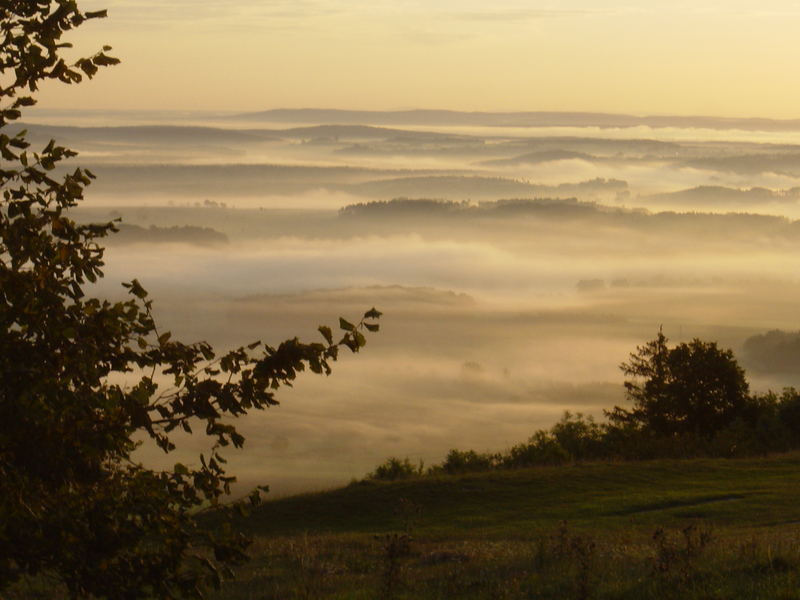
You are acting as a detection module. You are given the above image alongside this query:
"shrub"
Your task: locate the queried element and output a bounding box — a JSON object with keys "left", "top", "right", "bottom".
{"left": 501, "top": 430, "right": 570, "bottom": 468}
{"left": 369, "top": 457, "right": 423, "bottom": 481}
{"left": 439, "top": 449, "right": 497, "bottom": 474}
{"left": 551, "top": 412, "right": 607, "bottom": 460}
{"left": 777, "top": 388, "right": 800, "bottom": 437}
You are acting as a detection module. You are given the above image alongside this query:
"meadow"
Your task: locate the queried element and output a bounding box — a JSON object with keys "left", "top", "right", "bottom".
{"left": 208, "top": 454, "right": 800, "bottom": 599}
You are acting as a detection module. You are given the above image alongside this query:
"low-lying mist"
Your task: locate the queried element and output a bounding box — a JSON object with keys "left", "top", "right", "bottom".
{"left": 40, "top": 110, "right": 800, "bottom": 495}
{"left": 86, "top": 209, "right": 800, "bottom": 495}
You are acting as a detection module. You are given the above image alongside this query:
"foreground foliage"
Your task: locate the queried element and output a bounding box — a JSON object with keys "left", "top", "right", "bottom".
{"left": 0, "top": 3, "right": 378, "bottom": 597}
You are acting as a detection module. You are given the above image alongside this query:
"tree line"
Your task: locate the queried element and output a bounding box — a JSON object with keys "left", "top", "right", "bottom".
{"left": 368, "top": 331, "right": 800, "bottom": 480}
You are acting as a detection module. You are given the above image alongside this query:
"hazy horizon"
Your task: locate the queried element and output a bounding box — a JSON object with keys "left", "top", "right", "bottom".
{"left": 37, "top": 1, "right": 800, "bottom": 119}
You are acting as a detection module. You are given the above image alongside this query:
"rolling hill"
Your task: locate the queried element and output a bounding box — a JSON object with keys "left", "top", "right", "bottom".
{"left": 211, "top": 454, "right": 800, "bottom": 600}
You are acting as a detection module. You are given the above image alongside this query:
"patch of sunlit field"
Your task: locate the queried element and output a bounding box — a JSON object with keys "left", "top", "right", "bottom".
{"left": 214, "top": 454, "right": 800, "bottom": 600}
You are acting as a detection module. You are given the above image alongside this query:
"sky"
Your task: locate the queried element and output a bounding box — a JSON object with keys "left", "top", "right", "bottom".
{"left": 38, "top": 0, "right": 800, "bottom": 118}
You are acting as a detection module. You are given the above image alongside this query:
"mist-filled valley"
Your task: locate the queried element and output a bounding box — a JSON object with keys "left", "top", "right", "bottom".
{"left": 30, "top": 109, "right": 800, "bottom": 496}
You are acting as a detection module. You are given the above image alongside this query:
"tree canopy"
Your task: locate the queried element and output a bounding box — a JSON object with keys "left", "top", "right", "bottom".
{"left": 0, "top": 3, "right": 379, "bottom": 597}
{"left": 609, "top": 330, "right": 749, "bottom": 437}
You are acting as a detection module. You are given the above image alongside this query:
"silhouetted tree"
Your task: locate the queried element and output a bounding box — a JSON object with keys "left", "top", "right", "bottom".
{"left": 608, "top": 330, "right": 749, "bottom": 437}
{"left": 0, "top": 3, "right": 379, "bottom": 598}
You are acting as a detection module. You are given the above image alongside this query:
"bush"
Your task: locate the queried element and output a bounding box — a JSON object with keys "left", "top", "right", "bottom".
{"left": 369, "top": 457, "right": 423, "bottom": 481}
{"left": 501, "top": 431, "right": 570, "bottom": 468}
{"left": 551, "top": 412, "right": 607, "bottom": 460}
{"left": 777, "top": 388, "right": 800, "bottom": 437}
{"left": 439, "top": 449, "right": 497, "bottom": 474}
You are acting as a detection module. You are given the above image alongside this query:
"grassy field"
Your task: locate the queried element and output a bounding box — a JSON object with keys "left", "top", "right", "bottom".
{"left": 214, "top": 454, "right": 800, "bottom": 599}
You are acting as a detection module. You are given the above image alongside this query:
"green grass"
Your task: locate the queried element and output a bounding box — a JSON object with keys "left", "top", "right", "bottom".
{"left": 243, "top": 454, "right": 800, "bottom": 537}
{"left": 214, "top": 454, "right": 800, "bottom": 599}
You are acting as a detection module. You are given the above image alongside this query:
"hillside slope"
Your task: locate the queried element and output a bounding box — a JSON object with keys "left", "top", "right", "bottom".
{"left": 210, "top": 456, "right": 800, "bottom": 600}
{"left": 243, "top": 454, "right": 800, "bottom": 538}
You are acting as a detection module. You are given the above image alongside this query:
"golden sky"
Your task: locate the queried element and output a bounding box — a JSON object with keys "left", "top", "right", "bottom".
{"left": 38, "top": 0, "right": 800, "bottom": 118}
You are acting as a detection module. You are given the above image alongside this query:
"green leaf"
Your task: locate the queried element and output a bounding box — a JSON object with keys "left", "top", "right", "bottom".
{"left": 93, "top": 54, "right": 121, "bottom": 66}
{"left": 339, "top": 318, "right": 355, "bottom": 332}
{"left": 77, "top": 59, "right": 98, "bottom": 77}
{"left": 318, "top": 325, "right": 334, "bottom": 345}
{"left": 364, "top": 323, "right": 380, "bottom": 332}
{"left": 127, "top": 279, "right": 148, "bottom": 299}
{"left": 364, "top": 307, "right": 383, "bottom": 320}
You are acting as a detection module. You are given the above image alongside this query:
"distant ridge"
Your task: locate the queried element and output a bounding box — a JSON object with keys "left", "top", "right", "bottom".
{"left": 481, "top": 149, "right": 596, "bottom": 166}
{"left": 229, "top": 109, "right": 800, "bottom": 132}
{"left": 645, "top": 185, "right": 800, "bottom": 206}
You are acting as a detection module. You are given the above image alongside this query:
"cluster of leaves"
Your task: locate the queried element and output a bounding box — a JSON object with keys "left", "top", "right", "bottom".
{"left": 368, "top": 333, "right": 800, "bottom": 481}
{"left": 0, "top": 3, "right": 380, "bottom": 598}
{"left": 0, "top": 2, "right": 119, "bottom": 120}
